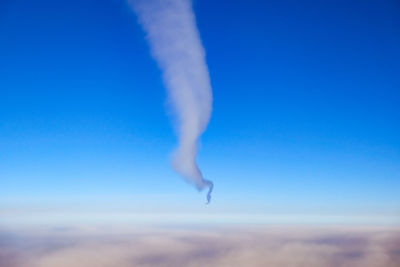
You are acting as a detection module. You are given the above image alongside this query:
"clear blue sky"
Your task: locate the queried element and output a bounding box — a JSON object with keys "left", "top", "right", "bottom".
{"left": 0, "top": 0, "right": 399, "bottom": 223}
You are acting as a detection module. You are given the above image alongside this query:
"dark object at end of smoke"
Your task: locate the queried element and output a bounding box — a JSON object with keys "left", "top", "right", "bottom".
{"left": 205, "top": 181, "right": 214, "bottom": 204}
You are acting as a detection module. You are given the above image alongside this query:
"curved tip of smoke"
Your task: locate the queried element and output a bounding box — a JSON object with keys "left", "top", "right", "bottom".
{"left": 130, "top": 0, "right": 214, "bottom": 203}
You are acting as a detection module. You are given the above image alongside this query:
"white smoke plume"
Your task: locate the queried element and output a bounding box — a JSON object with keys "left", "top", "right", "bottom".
{"left": 129, "top": 0, "right": 214, "bottom": 203}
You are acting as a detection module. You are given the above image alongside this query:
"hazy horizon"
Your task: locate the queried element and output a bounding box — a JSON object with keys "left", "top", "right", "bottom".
{"left": 1, "top": 223, "right": 400, "bottom": 267}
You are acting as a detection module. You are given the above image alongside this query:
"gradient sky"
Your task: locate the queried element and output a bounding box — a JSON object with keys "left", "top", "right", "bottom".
{"left": 0, "top": 0, "right": 399, "bottom": 223}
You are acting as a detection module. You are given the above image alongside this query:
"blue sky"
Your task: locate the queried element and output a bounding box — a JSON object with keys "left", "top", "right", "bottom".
{"left": 0, "top": 0, "right": 399, "bottom": 223}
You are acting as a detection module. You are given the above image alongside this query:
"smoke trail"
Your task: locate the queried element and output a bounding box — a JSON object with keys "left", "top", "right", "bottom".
{"left": 129, "top": 0, "right": 214, "bottom": 203}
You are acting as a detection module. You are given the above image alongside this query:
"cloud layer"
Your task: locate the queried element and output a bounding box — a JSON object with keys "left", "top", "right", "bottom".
{"left": 1, "top": 225, "right": 399, "bottom": 267}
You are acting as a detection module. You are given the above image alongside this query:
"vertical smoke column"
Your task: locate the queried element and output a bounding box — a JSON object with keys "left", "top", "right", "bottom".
{"left": 129, "top": 0, "right": 214, "bottom": 203}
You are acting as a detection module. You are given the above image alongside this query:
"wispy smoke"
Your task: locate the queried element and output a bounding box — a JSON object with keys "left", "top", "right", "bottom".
{"left": 129, "top": 0, "right": 214, "bottom": 203}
